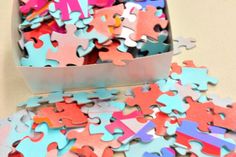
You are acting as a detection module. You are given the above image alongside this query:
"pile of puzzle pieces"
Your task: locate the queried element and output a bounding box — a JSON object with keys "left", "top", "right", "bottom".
{"left": 1, "top": 60, "right": 236, "bottom": 157}
{"left": 18, "top": 0, "right": 171, "bottom": 67}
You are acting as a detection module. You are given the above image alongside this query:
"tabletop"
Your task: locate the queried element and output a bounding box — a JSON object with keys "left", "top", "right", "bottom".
{"left": 0, "top": 0, "right": 236, "bottom": 133}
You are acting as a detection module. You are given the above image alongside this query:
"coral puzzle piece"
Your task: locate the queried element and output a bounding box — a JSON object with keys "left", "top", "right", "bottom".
{"left": 106, "top": 111, "right": 156, "bottom": 144}
{"left": 125, "top": 136, "right": 175, "bottom": 157}
{"left": 176, "top": 120, "right": 235, "bottom": 156}
{"left": 67, "top": 126, "right": 120, "bottom": 157}
{"left": 21, "top": 34, "right": 58, "bottom": 67}
{"left": 181, "top": 98, "right": 215, "bottom": 132}
{"left": 123, "top": 5, "right": 168, "bottom": 41}
{"left": 34, "top": 102, "right": 87, "bottom": 128}
{"left": 47, "top": 24, "right": 85, "bottom": 67}
{"left": 16, "top": 123, "right": 68, "bottom": 157}
{"left": 98, "top": 41, "right": 134, "bottom": 66}
{"left": 171, "top": 66, "right": 218, "bottom": 91}
{"left": 126, "top": 84, "right": 173, "bottom": 115}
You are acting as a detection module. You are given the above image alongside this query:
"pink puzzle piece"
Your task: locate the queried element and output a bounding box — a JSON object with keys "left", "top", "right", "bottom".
{"left": 106, "top": 111, "right": 155, "bottom": 144}
{"left": 89, "top": 0, "right": 115, "bottom": 7}
{"left": 20, "top": 0, "right": 48, "bottom": 14}
{"left": 54, "top": 0, "right": 89, "bottom": 20}
{"left": 47, "top": 24, "right": 85, "bottom": 67}
{"left": 123, "top": 5, "right": 168, "bottom": 41}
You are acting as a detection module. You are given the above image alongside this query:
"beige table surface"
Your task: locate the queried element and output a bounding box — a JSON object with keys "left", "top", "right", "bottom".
{"left": 0, "top": 0, "right": 236, "bottom": 155}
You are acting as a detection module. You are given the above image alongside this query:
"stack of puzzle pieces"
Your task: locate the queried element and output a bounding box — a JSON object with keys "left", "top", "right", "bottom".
{"left": 18, "top": 0, "right": 171, "bottom": 67}
{"left": 1, "top": 60, "right": 236, "bottom": 157}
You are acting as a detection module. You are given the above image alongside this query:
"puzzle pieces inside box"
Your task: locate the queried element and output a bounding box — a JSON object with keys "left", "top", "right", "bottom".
{"left": 134, "top": 0, "right": 165, "bottom": 9}
{"left": 34, "top": 102, "right": 88, "bottom": 128}
{"left": 123, "top": 5, "right": 168, "bottom": 41}
{"left": 126, "top": 84, "right": 173, "bottom": 115}
{"left": 16, "top": 123, "right": 68, "bottom": 157}
{"left": 47, "top": 24, "right": 85, "bottom": 67}
{"left": 20, "top": 0, "right": 48, "bottom": 14}
{"left": 176, "top": 120, "right": 235, "bottom": 156}
{"left": 67, "top": 126, "right": 120, "bottom": 157}
{"left": 21, "top": 33, "right": 58, "bottom": 67}
{"left": 106, "top": 111, "right": 156, "bottom": 144}
{"left": 98, "top": 41, "right": 134, "bottom": 66}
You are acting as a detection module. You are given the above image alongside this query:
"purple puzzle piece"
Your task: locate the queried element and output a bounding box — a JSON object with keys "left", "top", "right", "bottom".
{"left": 134, "top": 0, "right": 165, "bottom": 9}
{"left": 133, "top": 121, "right": 156, "bottom": 143}
{"left": 143, "top": 148, "right": 175, "bottom": 157}
{"left": 176, "top": 120, "right": 235, "bottom": 155}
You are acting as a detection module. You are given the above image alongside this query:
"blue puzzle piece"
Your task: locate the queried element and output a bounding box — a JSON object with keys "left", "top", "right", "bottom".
{"left": 18, "top": 96, "right": 43, "bottom": 108}
{"left": 89, "top": 88, "right": 120, "bottom": 100}
{"left": 125, "top": 137, "right": 175, "bottom": 157}
{"left": 71, "top": 92, "right": 93, "bottom": 104}
{"left": 157, "top": 94, "right": 189, "bottom": 114}
{"left": 156, "top": 78, "right": 177, "bottom": 92}
{"left": 16, "top": 123, "right": 68, "bottom": 157}
{"left": 77, "top": 40, "right": 95, "bottom": 57}
{"left": 42, "top": 91, "right": 71, "bottom": 104}
{"left": 21, "top": 34, "right": 58, "bottom": 67}
{"left": 143, "top": 148, "right": 175, "bottom": 157}
{"left": 134, "top": 0, "right": 165, "bottom": 8}
{"left": 171, "top": 67, "right": 218, "bottom": 91}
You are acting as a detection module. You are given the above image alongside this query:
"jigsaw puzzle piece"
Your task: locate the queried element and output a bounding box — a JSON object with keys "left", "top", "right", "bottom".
{"left": 213, "top": 103, "right": 236, "bottom": 132}
{"left": 123, "top": 5, "right": 168, "bottom": 41}
{"left": 16, "top": 123, "right": 68, "bottom": 157}
{"left": 140, "top": 34, "right": 170, "bottom": 56}
{"left": 171, "top": 67, "right": 218, "bottom": 91}
{"left": 125, "top": 136, "right": 175, "bottom": 157}
{"left": 20, "top": 0, "right": 48, "bottom": 14}
{"left": 106, "top": 111, "right": 156, "bottom": 144}
{"left": 51, "top": 0, "right": 90, "bottom": 20}
{"left": 47, "top": 24, "right": 85, "bottom": 67}
{"left": 207, "top": 94, "right": 233, "bottom": 107}
{"left": 156, "top": 78, "right": 178, "bottom": 92}
{"left": 176, "top": 120, "right": 235, "bottom": 156}
{"left": 157, "top": 94, "right": 189, "bottom": 114}
{"left": 88, "top": 88, "right": 120, "bottom": 100}
{"left": 98, "top": 41, "right": 134, "bottom": 66}
{"left": 134, "top": 0, "right": 165, "bottom": 9}
{"left": 143, "top": 148, "right": 175, "bottom": 157}
{"left": 42, "top": 91, "right": 72, "bottom": 104}
{"left": 18, "top": 96, "right": 44, "bottom": 108}
{"left": 67, "top": 126, "right": 120, "bottom": 157}
{"left": 34, "top": 102, "right": 88, "bottom": 128}
{"left": 173, "top": 36, "right": 196, "bottom": 55}
{"left": 126, "top": 84, "right": 173, "bottom": 115}
{"left": 21, "top": 34, "right": 58, "bottom": 67}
